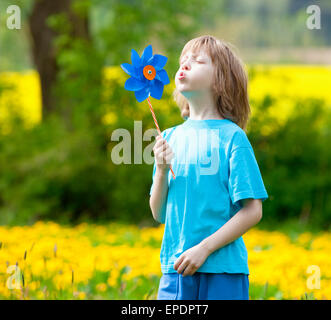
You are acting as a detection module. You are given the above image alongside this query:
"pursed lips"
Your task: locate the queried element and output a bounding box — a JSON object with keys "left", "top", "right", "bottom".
{"left": 178, "top": 71, "right": 186, "bottom": 79}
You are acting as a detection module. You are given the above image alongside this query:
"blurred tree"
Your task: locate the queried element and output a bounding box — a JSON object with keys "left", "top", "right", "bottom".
{"left": 28, "top": 0, "right": 90, "bottom": 118}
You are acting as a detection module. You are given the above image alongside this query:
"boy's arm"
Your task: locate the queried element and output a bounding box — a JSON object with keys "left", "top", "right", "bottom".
{"left": 199, "top": 199, "right": 263, "bottom": 254}
{"left": 149, "top": 168, "right": 169, "bottom": 223}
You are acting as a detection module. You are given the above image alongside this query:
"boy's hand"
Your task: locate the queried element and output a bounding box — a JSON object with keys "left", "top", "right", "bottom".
{"left": 153, "top": 135, "right": 175, "bottom": 172}
{"left": 173, "top": 243, "right": 210, "bottom": 277}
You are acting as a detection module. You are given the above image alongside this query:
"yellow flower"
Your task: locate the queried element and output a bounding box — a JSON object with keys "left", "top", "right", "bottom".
{"left": 78, "top": 292, "right": 86, "bottom": 300}
{"left": 0, "top": 218, "right": 330, "bottom": 300}
{"left": 96, "top": 283, "right": 107, "bottom": 292}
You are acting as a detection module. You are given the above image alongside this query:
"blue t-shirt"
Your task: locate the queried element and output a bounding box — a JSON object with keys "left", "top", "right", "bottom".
{"left": 149, "top": 117, "right": 268, "bottom": 275}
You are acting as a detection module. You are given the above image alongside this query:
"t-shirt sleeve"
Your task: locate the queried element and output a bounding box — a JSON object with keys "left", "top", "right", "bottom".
{"left": 228, "top": 132, "right": 268, "bottom": 207}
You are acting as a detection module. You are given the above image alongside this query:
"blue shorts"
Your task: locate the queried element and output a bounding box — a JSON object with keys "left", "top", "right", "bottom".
{"left": 157, "top": 272, "right": 249, "bottom": 300}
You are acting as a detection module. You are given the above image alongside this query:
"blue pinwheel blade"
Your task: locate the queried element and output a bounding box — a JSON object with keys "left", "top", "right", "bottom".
{"left": 141, "top": 44, "right": 153, "bottom": 65}
{"left": 121, "top": 63, "right": 137, "bottom": 78}
{"left": 150, "top": 79, "right": 164, "bottom": 100}
{"left": 124, "top": 77, "right": 147, "bottom": 91}
{"left": 148, "top": 54, "right": 168, "bottom": 71}
{"left": 131, "top": 49, "right": 142, "bottom": 67}
{"left": 135, "top": 86, "right": 150, "bottom": 102}
{"left": 156, "top": 69, "right": 170, "bottom": 85}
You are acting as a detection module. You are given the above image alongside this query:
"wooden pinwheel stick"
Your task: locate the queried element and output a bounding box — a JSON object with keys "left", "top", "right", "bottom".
{"left": 147, "top": 97, "right": 176, "bottom": 180}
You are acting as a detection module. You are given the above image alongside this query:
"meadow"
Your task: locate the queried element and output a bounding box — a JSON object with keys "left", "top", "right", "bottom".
{"left": 0, "top": 221, "right": 330, "bottom": 300}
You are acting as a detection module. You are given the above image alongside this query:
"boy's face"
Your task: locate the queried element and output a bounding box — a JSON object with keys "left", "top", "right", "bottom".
{"left": 175, "top": 49, "right": 214, "bottom": 96}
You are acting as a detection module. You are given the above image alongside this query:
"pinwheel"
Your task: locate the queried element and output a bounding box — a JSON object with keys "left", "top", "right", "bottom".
{"left": 121, "top": 44, "right": 176, "bottom": 179}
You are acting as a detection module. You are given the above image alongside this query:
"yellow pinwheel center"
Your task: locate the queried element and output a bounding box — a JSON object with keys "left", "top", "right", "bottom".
{"left": 143, "top": 65, "right": 156, "bottom": 80}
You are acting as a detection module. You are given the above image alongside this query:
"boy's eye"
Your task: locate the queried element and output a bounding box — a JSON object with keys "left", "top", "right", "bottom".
{"left": 180, "top": 58, "right": 204, "bottom": 65}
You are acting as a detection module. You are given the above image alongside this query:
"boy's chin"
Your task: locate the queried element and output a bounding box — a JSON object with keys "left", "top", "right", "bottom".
{"left": 179, "top": 90, "right": 200, "bottom": 99}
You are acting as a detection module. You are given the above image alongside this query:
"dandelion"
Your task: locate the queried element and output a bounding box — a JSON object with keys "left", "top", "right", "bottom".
{"left": 96, "top": 283, "right": 107, "bottom": 292}
{"left": 0, "top": 220, "right": 330, "bottom": 299}
{"left": 78, "top": 292, "right": 86, "bottom": 300}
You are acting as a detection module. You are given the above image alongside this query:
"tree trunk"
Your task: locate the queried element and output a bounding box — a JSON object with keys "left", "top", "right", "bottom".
{"left": 28, "top": 0, "right": 89, "bottom": 119}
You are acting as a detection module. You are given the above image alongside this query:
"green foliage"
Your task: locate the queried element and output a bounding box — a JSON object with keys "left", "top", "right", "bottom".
{"left": 1, "top": 82, "right": 330, "bottom": 229}
{"left": 250, "top": 100, "right": 331, "bottom": 229}
{"left": 0, "top": 115, "right": 113, "bottom": 225}
{"left": 249, "top": 282, "right": 284, "bottom": 300}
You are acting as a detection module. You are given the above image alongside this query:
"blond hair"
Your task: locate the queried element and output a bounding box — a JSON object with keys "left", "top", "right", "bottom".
{"left": 173, "top": 35, "right": 251, "bottom": 131}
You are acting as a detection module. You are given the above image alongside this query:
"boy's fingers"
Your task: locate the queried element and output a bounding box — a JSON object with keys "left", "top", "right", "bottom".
{"left": 157, "top": 149, "right": 174, "bottom": 163}
{"left": 165, "top": 154, "right": 174, "bottom": 163}
{"left": 153, "top": 141, "right": 165, "bottom": 153}
{"left": 154, "top": 138, "right": 166, "bottom": 149}
{"left": 154, "top": 141, "right": 171, "bottom": 154}
{"left": 165, "top": 149, "right": 174, "bottom": 157}
{"left": 157, "top": 152, "right": 167, "bottom": 164}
